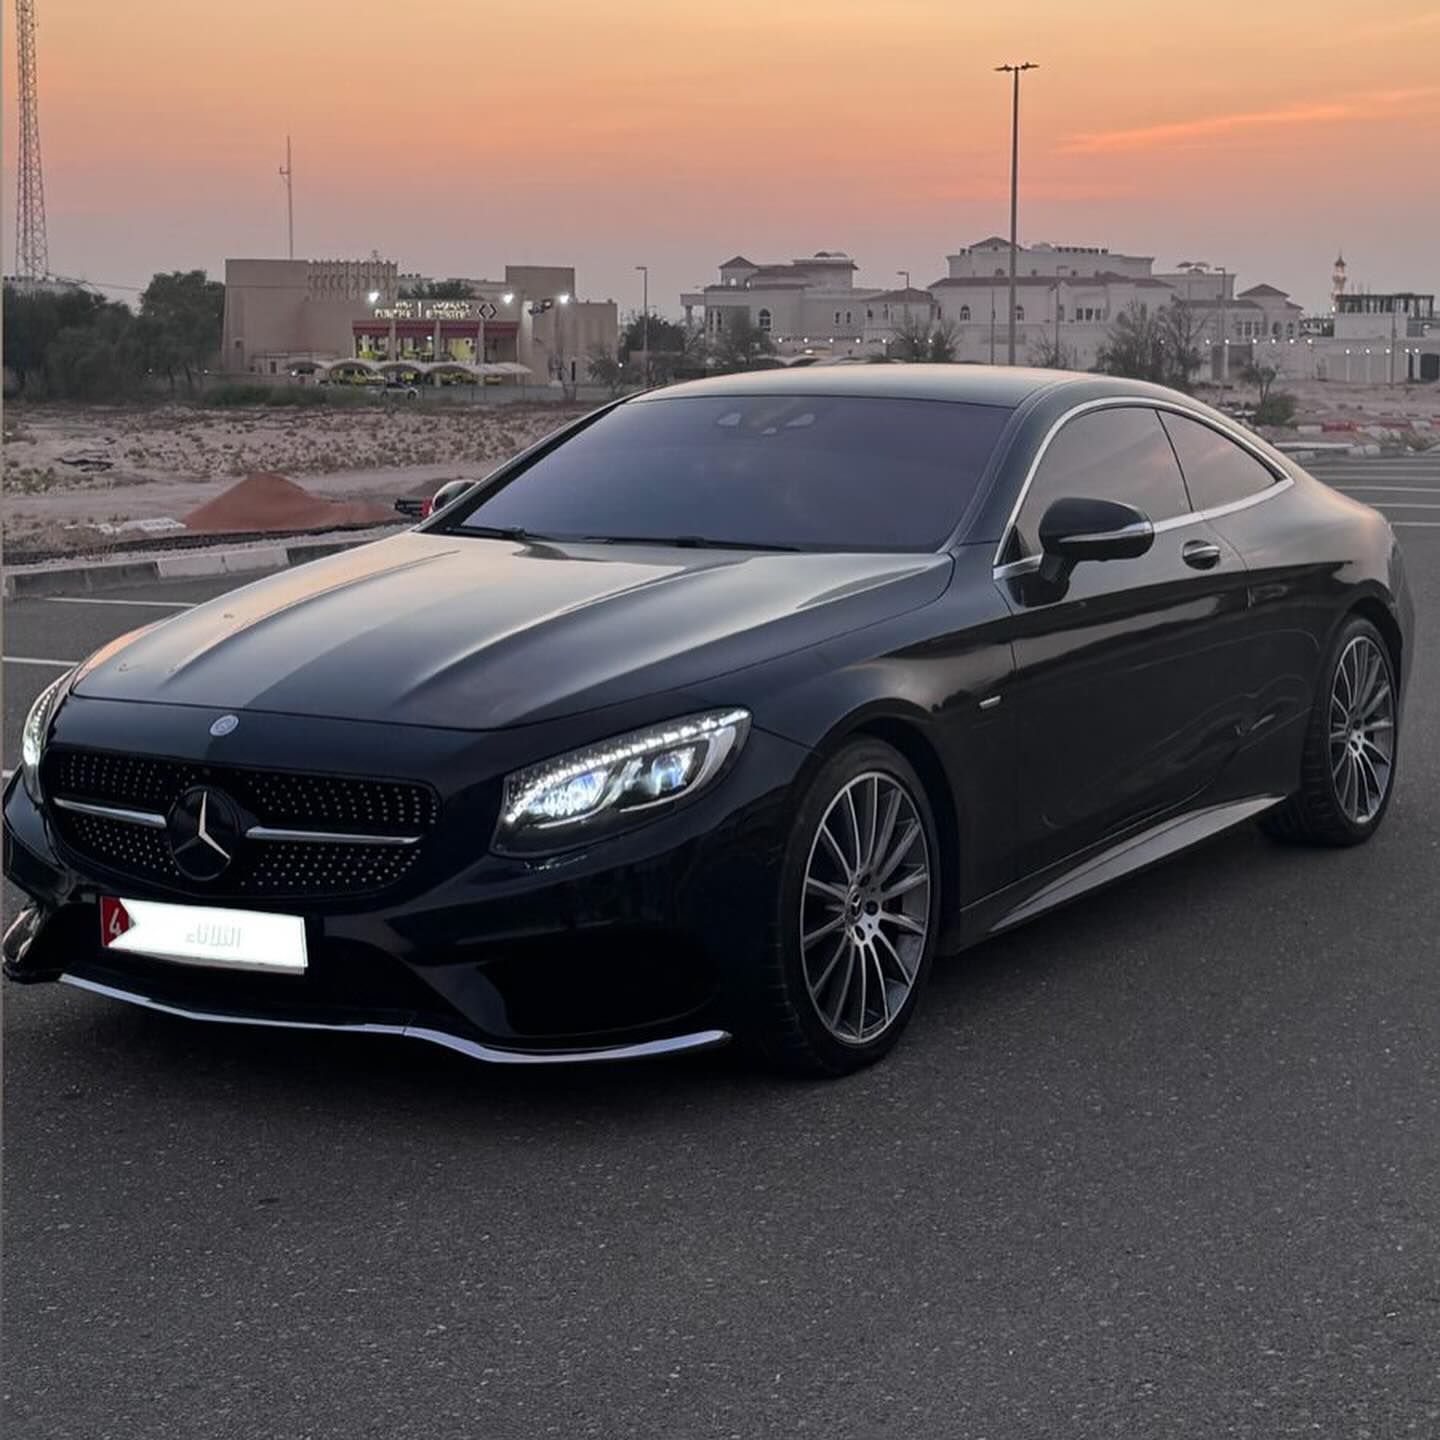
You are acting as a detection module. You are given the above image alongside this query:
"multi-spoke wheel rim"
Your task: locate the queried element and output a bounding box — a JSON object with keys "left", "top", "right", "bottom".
{"left": 800, "top": 772, "right": 932, "bottom": 1046}
{"left": 1329, "top": 634, "right": 1395, "bottom": 825}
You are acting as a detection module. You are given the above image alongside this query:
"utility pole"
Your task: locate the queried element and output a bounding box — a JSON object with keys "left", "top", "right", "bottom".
{"left": 1052, "top": 267, "right": 1064, "bottom": 366}
{"left": 1218, "top": 264, "right": 1229, "bottom": 384}
{"left": 636, "top": 264, "right": 650, "bottom": 386}
{"left": 14, "top": 0, "right": 49, "bottom": 281}
{"left": 279, "top": 136, "right": 294, "bottom": 260}
{"left": 996, "top": 61, "right": 1037, "bottom": 366}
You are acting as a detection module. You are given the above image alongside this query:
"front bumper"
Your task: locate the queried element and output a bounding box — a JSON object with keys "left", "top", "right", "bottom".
{"left": 4, "top": 718, "right": 808, "bottom": 1064}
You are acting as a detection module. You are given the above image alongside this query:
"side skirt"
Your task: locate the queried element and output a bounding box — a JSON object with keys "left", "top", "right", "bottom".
{"left": 960, "top": 794, "right": 1286, "bottom": 943}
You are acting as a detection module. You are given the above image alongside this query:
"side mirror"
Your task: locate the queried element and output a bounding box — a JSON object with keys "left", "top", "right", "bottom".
{"left": 423, "top": 478, "right": 478, "bottom": 519}
{"left": 1037, "top": 496, "right": 1153, "bottom": 582}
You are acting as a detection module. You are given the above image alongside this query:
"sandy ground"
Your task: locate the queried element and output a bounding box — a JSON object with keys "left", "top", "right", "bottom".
{"left": 3, "top": 385, "right": 1434, "bottom": 561}
{"left": 2, "top": 401, "right": 590, "bottom": 558}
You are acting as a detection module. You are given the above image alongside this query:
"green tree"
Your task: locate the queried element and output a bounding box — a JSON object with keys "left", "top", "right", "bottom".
{"left": 1028, "top": 334, "right": 1077, "bottom": 370}
{"left": 398, "top": 278, "right": 476, "bottom": 300}
{"left": 47, "top": 304, "right": 147, "bottom": 400}
{"left": 3, "top": 284, "right": 120, "bottom": 394}
{"left": 1098, "top": 300, "right": 1204, "bottom": 390}
{"left": 890, "top": 311, "right": 957, "bottom": 362}
{"left": 712, "top": 310, "right": 776, "bottom": 371}
{"left": 1241, "top": 361, "right": 1297, "bottom": 425}
{"left": 586, "top": 343, "right": 624, "bottom": 396}
{"left": 1158, "top": 301, "right": 1206, "bottom": 391}
{"left": 138, "top": 270, "right": 224, "bottom": 393}
{"left": 619, "top": 310, "right": 689, "bottom": 359}
{"left": 1096, "top": 302, "right": 1165, "bottom": 383}
{"left": 927, "top": 318, "right": 959, "bottom": 363}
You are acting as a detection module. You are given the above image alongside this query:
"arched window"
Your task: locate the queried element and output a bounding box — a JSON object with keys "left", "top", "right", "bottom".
{"left": 1272, "top": 322, "right": 1282, "bottom": 337}
{"left": 959, "top": 305, "right": 971, "bottom": 322}
{"left": 1015, "top": 305, "right": 1025, "bottom": 322}
{"left": 757, "top": 308, "right": 772, "bottom": 332}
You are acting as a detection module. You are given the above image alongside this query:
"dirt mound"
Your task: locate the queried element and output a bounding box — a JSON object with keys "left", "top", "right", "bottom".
{"left": 183, "top": 472, "right": 393, "bottom": 534}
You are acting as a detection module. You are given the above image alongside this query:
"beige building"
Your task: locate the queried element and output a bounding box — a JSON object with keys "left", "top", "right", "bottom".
{"left": 221, "top": 258, "right": 617, "bottom": 386}
{"left": 681, "top": 240, "right": 1313, "bottom": 380}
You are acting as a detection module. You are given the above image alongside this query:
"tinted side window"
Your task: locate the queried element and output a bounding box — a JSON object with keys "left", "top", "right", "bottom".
{"left": 1012, "top": 406, "right": 1189, "bottom": 558}
{"left": 1160, "top": 411, "right": 1278, "bottom": 511}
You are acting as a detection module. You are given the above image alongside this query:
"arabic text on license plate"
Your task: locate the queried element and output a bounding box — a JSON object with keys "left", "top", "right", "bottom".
{"left": 100, "top": 897, "right": 307, "bottom": 974}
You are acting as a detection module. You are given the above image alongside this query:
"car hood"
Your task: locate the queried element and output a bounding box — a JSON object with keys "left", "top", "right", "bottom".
{"left": 76, "top": 532, "right": 952, "bottom": 729}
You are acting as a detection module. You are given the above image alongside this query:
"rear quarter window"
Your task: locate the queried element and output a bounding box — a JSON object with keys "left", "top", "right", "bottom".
{"left": 1160, "top": 411, "right": 1279, "bottom": 512}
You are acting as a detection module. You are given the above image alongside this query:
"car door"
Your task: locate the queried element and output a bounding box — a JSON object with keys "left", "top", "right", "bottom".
{"left": 994, "top": 402, "right": 1255, "bottom": 878}
{"left": 1156, "top": 409, "right": 1316, "bottom": 759}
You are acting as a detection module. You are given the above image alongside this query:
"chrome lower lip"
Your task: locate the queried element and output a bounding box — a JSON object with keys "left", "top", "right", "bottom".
{"left": 59, "top": 974, "right": 731, "bottom": 1066}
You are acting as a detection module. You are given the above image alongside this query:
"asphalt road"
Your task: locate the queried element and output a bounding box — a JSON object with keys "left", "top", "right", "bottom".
{"left": 4, "top": 457, "right": 1439, "bottom": 1439}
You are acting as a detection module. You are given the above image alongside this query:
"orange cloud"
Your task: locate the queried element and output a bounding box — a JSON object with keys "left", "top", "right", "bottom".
{"left": 1062, "top": 103, "right": 1350, "bottom": 154}
{"left": 1063, "top": 85, "right": 1440, "bottom": 155}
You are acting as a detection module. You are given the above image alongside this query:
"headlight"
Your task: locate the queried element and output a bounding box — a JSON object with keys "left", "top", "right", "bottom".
{"left": 494, "top": 708, "right": 751, "bottom": 855}
{"left": 21, "top": 670, "right": 74, "bottom": 804}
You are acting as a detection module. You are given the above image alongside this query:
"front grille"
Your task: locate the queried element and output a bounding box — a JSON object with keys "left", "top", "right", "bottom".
{"left": 49, "top": 750, "right": 436, "bottom": 834}
{"left": 46, "top": 747, "right": 440, "bottom": 900}
{"left": 66, "top": 812, "right": 180, "bottom": 882}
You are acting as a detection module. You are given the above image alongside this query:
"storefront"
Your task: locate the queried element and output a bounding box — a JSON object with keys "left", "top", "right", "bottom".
{"left": 354, "top": 300, "right": 522, "bottom": 366}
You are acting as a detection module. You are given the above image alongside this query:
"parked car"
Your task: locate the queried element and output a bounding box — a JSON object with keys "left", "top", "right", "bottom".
{"left": 5, "top": 367, "right": 1413, "bottom": 1075}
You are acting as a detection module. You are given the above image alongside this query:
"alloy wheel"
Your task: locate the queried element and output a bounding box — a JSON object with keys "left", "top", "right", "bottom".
{"left": 800, "top": 772, "right": 932, "bottom": 1046}
{"left": 1329, "top": 634, "right": 1395, "bottom": 825}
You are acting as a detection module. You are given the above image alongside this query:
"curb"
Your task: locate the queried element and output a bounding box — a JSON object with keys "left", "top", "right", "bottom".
{"left": 3, "top": 532, "right": 385, "bottom": 599}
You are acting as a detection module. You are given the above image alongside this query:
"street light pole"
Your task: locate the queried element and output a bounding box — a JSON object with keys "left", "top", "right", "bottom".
{"left": 996, "top": 62, "right": 1037, "bottom": 366}
{"left": 636, "top": 264, "right": 650, "bottom": 387}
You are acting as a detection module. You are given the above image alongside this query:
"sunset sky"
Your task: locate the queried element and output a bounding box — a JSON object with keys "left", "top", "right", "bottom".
{"left": 5, "top": 0, "right": 1438, "bottom": 314}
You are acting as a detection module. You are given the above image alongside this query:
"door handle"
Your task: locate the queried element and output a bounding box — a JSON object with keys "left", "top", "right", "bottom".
{"left": 1182, "top": 539, "right": 1222, "bottom": 570}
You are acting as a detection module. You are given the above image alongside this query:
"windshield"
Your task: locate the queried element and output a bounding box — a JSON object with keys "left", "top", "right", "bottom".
{"left": 448, "top": 394, "right": 1012, "bottom": 552}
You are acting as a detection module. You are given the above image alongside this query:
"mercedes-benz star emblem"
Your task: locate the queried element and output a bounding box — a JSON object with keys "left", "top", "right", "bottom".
{"left": 168, "top": 787, "right": 243, "bottom": 882}
{"left": 210, "top": 714, "right": 240, "bottom": 738}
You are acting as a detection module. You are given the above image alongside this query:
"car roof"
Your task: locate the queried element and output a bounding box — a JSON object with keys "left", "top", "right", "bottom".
{"left": 635, "top": 363, "right": 1099, "bottom": 408}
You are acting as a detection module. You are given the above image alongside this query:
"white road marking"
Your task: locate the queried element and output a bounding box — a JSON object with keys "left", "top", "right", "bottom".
{"left": 1393, "top": 521, "right": 1440, "bottom": 528}
{"left": 1374, "top": 503, "right": 1440, "bottom": 509}
{"left": 37, "top": 596, "right": 195, "bottom": 609}
{"left": 1335, "top": 486, "right": 1440, "bottom": 494}
{"left": 3, "top": 656, "right": 78, "bottom": 669}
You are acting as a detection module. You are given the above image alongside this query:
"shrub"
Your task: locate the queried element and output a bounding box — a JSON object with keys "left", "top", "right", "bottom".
{"left": 206, "top": 383, "right": 274, "bottom": 407}
{"left": 1254, "top": 391, "right": 1298, "bottom": 426}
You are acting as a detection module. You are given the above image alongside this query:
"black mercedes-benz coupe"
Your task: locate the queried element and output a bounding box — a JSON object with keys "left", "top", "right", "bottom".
{"left": 4, "top": 367, "right": 1414, "bottom": 1074}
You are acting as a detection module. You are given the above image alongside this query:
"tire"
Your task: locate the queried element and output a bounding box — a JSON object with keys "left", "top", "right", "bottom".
{"left": 1261, "top": 615, "right": 1399, "bottom": 847}
{"left": 736, "top": 739, "right": 943, "bottom": 1076}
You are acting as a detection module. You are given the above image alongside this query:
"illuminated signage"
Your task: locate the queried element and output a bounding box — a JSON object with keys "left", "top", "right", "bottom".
{"left": 373, "top": 299, "right": 501, "bottom": 321}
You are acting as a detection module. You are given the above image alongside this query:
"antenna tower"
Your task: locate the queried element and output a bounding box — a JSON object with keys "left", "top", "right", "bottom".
{"left": 14, "top": 0, "right": 50, "bottom": 279}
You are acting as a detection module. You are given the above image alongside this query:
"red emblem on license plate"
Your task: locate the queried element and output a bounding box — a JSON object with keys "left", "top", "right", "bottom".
{"left": 100, "top": 897, "right": 132, "bottom": 945}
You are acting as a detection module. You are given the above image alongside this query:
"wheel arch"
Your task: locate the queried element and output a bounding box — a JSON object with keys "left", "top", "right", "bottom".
{"left": 811, "top": 708, "right": 964, "bottom": 934}
{"left": 1347, "top": 594, "right": 1404, "bottom": 693}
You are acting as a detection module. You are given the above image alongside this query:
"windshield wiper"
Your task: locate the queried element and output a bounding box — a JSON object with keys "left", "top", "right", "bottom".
{"left": 462, "top": 524, "right": 553, "bottom": 542}
{"left": 583, "top": 534, "right": 804, "bottom": 553}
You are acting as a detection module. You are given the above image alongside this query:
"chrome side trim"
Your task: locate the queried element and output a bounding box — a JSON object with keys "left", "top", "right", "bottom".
{"left": 59, "top": 974, "right": 732, "bottom": 1066}
{"left": 52, "top": 797, "right": 167, "bottom": 829}
{"left": 991, "top": 395, "right": 1294, "bottom": 572}
{"left": 245, "top": 826, "right": 422, "bottom": 847}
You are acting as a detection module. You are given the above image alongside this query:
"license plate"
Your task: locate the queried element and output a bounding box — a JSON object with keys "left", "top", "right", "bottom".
{"left": 100, "top": 897, "right": 308, "bottom": 974}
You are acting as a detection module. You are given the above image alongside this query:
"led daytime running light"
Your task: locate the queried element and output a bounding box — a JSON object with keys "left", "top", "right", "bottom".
{"left": 503, "top": 709, "right": 750, "bottom": 828}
